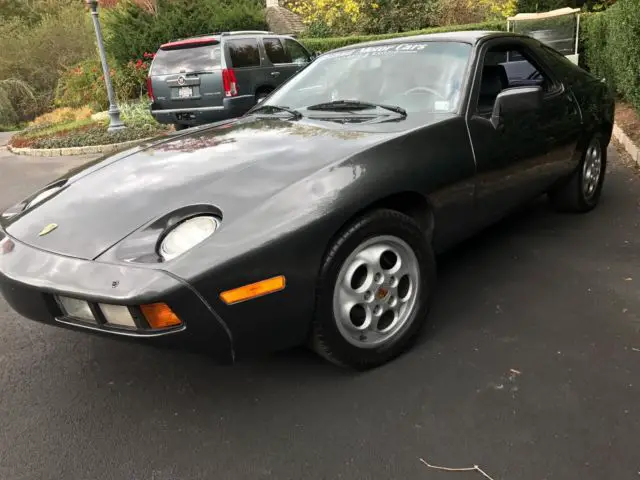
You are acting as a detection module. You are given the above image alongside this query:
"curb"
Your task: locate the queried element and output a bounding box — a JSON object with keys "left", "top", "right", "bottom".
{"left": 7, "top": 137, "right": 152, "bottom": 157}
{"left": 612, "top": 123, "right": 640, "bottom": 167}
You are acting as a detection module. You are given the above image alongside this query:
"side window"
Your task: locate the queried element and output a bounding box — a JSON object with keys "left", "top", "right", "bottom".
{"left": 538, "top": 44, "right": 579, "bottom": 80}
{"left": 263, "top": 38, "right": 291, "bottom": 64}
{"left": 475, "top": 44, "right": 556, "bottom": 115}
{"left": 227, "top": 38, "right": 261, "bottom": 68}
{"left": 284, "top": 39, "right": 310, "bottom": 65}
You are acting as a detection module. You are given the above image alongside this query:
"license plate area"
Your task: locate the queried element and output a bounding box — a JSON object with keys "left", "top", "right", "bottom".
{"left": 171, "top": 85, "right": 200, "bottom": 100}
{"left": 178, "top": 86, "right": 193, "bottom": 98}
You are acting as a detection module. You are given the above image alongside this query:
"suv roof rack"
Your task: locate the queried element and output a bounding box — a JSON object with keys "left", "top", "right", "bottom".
{"left": 221, "top": 30, "right": 274, "bottom": 36}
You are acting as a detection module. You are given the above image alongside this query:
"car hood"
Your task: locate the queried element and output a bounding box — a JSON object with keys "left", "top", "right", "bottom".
{"left": 3, "top": 116, "right": 413, "bottom": 260}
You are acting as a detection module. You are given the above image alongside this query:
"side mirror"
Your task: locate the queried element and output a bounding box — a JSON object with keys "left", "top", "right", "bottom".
{"left": 491, "top": 86, "right": 543, "bottom": 130}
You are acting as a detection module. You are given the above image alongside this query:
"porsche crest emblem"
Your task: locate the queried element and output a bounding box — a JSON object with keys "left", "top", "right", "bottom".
{"left": 38, "top": 223, "right": 58, "bottom": 236}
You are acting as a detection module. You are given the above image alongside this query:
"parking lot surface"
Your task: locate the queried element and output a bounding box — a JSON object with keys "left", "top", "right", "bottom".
{"left": 0, "top": 146, "right": 638, "bottom": 480}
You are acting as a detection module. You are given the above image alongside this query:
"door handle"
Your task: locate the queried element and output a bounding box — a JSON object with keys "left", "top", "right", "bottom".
{"left": 270, "top": 71, "right": 281, "bottom": 77}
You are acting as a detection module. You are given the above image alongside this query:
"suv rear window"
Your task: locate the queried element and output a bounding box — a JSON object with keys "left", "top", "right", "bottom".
{"left": 227, "top": 38, "right": 261, "bottom": 68}
{"left": 152, "top": 44, "right": 221, "bottom": 75}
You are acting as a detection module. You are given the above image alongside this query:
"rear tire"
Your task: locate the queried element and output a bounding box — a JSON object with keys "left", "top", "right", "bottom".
{"left": 311, "top": 209, "right": 436, "bottom": 370}
{"left": 174, "top": 123, "right": 188, "bottom": 131}
{"left": 548, "top": 133, "right": 607, "bottom": 213}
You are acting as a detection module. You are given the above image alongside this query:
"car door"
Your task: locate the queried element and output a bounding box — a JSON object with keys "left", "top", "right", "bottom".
{"left": 224, "top": 37, "right": 265, "bottom": 99}
{"left": 278, "top": 38, "right": 312, "bottom": 81}
{"left": 262, "top": 37, "right": 293, "bottom": 89}
{"left": 466, "top": 39, "right": 577, "bottom": 226}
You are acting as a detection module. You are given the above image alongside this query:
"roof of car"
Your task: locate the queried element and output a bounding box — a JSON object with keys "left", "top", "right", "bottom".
{"left": 328, "top": 30, "right": 525, "bottom": 53}
{"left": 160, "top": 31, "right": 289, "bottom": 49}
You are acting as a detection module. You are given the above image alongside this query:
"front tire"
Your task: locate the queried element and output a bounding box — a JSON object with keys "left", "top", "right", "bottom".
{"left": 311, "top": 209, "right": 436, "bottom": 370}
{"left": 549, "top": 133, "right": 607, "bottom": 212}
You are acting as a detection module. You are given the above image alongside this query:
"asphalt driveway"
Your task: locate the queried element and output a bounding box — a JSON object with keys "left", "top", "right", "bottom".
{"left": 0, "top": 146, "right": 638, "bottom": 480}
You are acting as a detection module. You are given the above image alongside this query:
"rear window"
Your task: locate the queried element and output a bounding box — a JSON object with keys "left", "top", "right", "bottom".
{"left": 151, "top": 44, "right": 221, "bottom": 75}
{"left": 227, "top": 38, "right": 261, "bottom": 68}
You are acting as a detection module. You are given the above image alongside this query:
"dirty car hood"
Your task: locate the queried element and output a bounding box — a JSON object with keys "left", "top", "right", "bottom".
{"left": 3, "top": 116, "right": 404, "bottom": 260}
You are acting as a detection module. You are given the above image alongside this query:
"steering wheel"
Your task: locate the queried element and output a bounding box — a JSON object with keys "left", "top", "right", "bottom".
{"left": 402, "top": 86, "right": 446, "bottom": 100}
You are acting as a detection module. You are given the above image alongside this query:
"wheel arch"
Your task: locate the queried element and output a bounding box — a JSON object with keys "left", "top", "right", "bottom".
{"left": 255, "top": 85, "right": 274, "bottom": 97}
{"left": 321, "top": 191, "right": 436, "bottom": 265}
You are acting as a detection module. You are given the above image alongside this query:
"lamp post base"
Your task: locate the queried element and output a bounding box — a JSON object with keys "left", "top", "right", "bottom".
{"left": 107, "top": 106, "right": 126, "bottom": 132}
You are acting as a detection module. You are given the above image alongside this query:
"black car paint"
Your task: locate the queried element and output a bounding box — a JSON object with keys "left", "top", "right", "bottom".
{"left": 0, "top": 31, "right": 615, "bottom": 361}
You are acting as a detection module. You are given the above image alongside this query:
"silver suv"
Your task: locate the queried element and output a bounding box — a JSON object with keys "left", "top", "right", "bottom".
{"left": 148, "top": 31, "right": 314, "bottom": 130}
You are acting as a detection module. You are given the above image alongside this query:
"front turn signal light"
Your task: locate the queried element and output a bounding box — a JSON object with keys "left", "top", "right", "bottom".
{"left": 220, "top": 275, "right": 286, "bottom": 305}
{"left": 141, "top": 303, "right": 182, "bottom": 329}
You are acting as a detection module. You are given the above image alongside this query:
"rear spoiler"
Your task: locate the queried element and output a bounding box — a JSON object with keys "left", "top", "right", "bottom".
{"left": 160, "top": 36, "right": 220, "bottom": 50}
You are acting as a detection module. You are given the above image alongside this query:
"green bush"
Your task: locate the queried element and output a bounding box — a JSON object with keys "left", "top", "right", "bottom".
{"left": 26, "top": 125, "right": 162, "bottom": 149}
{"left": 54, "top": 59, "right": 109, "bottom": 111}
{"left": 0, "top": 79, "right": 36, "bottom": 126}
{"left": 55, "top": 55, "right": 153, "bottom": 111}
{"left": 0, "top": 3, "right": 95, "bottom": 121}
{"left": 582, "top": 0, "right": 640, "bottom": 111}
{"left": 299, "top": 20, "right": 506, "bottom": 53}
{"left": 103, "top": 0, "right": 267, "bottom": 65}
{"left": 119, "top": 100, "right": 158, "bottom": 129}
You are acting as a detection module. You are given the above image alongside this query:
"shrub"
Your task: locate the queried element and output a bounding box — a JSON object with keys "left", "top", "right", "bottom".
{"left": 113, "top": 54, "right": 154, "bottom": 101}
{"left": 582, "top": 0, "right": 640, "bottom": 111}
{"left": 103, "top": 0, "right": 267, "bottom": 65}
{"left": 12, "top": 123, "right": 164, "bottom": 149}
{"left": 0, "top": 3, "right": 95, "bottom": 121}
{"left": 0, "top": 79, "right": 36, "bottom": 126}
{"left": 55, "top": 59, "right": 110, "bottom": 111}
{"left": 119, "top": 100, "right": 158, "bottom": 130}
{"left": 287, "top": 0, "right": 443, "bottom": 37}
{"left": 299, "top": 20, "right": 506, "bottom": 53}
{"left": 32, "top": 107, "right": 94, "bottom": 126}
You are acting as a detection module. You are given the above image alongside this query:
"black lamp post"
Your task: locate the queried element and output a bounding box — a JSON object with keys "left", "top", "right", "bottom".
{"left": 86, "top": 0, "right": 125, "bottom": 132}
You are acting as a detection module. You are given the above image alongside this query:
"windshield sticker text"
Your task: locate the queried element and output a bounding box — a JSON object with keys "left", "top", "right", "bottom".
{"left": 323, "top": 43, "right": 427, "bottom": 60}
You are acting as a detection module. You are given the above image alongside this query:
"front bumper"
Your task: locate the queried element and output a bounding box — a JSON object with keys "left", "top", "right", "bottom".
{"left": 0, "top": 232, "right": 234, "bottom": 362}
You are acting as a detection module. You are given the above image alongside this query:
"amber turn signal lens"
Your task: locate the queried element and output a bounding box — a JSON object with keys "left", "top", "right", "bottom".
{"left": 141, "top": 303, "right": 182, "bottom": 329}
{"left": 220, "top": 275, "right": 286, "bottom": 305}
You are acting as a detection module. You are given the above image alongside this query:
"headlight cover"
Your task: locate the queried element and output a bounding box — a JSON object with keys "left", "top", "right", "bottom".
{"left": 159, "top": 215, "right": 220, "bottom": 261}
{"left": 27, "top": 186, "right": 62, "bottom": 210}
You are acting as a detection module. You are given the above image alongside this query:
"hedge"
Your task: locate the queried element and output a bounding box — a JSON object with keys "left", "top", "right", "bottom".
{"left": 299, "top": 20, "right": 506, "bottom": 53}
{"left": 581, "top": 0, "right": 640, "bottom": 111}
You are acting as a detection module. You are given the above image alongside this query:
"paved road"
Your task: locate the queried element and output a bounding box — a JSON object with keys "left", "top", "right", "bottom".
{"left": 0, "top": 146, "right": 639, "bottom": 480}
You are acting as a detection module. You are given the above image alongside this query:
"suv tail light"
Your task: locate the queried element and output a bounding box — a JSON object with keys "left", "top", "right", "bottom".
{"left": 146, "top": 76, "right": 155, "bottom": 101}
{"left": 222, "top": 68, "right": 238, "bottom": 97}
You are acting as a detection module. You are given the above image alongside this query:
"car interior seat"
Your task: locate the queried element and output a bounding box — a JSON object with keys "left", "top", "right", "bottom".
{"left": 478, "top": 64, "right": 509, "bottom": 115}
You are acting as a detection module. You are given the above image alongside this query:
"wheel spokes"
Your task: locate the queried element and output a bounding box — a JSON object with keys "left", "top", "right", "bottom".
{"left": 333, "top": 236, "right": 421, "bottom": 348}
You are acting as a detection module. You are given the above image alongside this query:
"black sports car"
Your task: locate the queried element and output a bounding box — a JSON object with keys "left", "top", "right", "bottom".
{"left": 0, "top": 31, "right": 614, "bottom": 369}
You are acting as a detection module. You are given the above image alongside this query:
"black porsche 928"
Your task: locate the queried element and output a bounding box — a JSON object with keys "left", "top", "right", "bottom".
{"left": 0, "top": 31, "right": 614, "bottom": 369}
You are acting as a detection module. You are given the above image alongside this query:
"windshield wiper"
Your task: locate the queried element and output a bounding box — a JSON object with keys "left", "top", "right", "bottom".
{"left": 248, "top": 104, "right": 303, "bottom": 119}
{"left": 306, "top": 100, "right": 407, "bottom": 117}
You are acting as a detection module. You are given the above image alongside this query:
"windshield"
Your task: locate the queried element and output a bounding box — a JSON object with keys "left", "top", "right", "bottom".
{"left": 151, "top": 44, "right": 222, "bottom": 75}
{"left": 265, "top": 41, "right": 472, "bottom": 115}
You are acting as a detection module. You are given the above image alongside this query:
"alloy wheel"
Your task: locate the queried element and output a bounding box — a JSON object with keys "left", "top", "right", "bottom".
{"left": 332, "top": 235, "right": 421, "bottom": 349}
